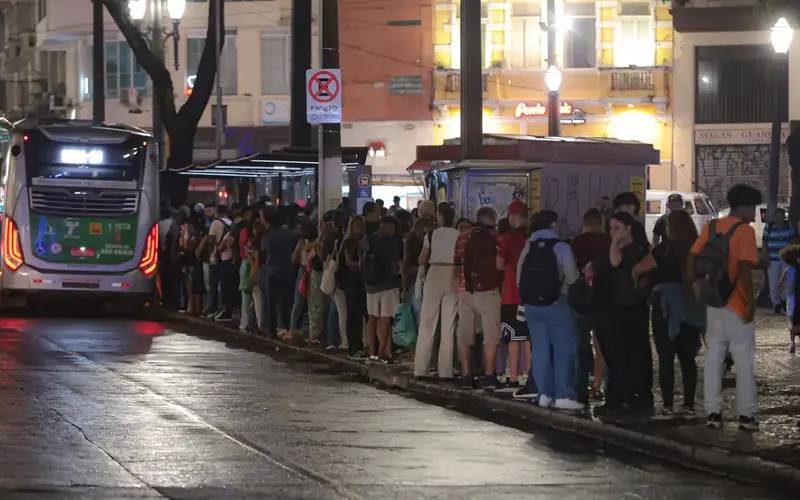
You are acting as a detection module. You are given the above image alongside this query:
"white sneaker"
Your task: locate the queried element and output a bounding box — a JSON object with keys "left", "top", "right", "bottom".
{"left": 554, "top": 399, "right": 585, "bottom": 412}
{"left": 538, "top": 395, "right": 553, "bottom": 408}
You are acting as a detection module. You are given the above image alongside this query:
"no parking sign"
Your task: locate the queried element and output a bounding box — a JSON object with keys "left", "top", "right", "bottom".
{"left": 306, "top": 69, "right": 342, "bottom": 124}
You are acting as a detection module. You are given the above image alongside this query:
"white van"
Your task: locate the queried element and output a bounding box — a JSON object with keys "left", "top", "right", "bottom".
{"left": 718, "top": 203, "right": 788, "bottom": 248}
{"left": 645, "top": 191, "right": 717, "bottom": 244}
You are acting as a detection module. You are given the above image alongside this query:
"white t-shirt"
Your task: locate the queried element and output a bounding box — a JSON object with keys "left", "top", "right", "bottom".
{"left": 423, "top": 227, "right": 460, "bottom": 264}
{"left": 208, "top": 217, "right": 233, "bottom": 263}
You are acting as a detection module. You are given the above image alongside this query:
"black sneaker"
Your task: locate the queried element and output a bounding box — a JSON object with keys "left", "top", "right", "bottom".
{"left": 738, "top": 415, "right": 760, "bottom": 432}
{"left": 512, "top": 386, "right": 538, "bottom": 401}
{"left": 377, "top": 358, "right": 394, "bottom": 366}
{"left": 706, "top": 412, "right": 723, "bottom": 429}
{"left": 347, "top": 350, "right": 369, "bottom": 361}
{"left": 460, "top": 375, "right": 477, "bottom": 389}
{"left": 478, "top": 375, "right": 498, "bottom": 391}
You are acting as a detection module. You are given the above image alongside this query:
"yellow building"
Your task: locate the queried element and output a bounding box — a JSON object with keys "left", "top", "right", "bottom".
{"left": 431, "top": 0, "right": 674, "bottom": 188}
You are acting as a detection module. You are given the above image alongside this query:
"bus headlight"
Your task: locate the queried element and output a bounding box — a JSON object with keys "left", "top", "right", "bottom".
{"left": 138, "top": 223, "right": 158, "bottom": 277}
{"left": 2, "top": 216, "right": 24, "bottom": 272}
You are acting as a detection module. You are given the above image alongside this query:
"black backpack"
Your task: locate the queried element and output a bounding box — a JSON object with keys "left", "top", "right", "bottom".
{"left": 361, "top": 233, "right": 391, "bottom": 286}
{"left": 694, "top": 220, "right": 745, "bottom": 308}
{"left": 519, "top": 239, "right": 562, "bottom": 306}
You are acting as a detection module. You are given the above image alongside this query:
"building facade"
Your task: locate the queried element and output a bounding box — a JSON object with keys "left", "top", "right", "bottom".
{"left": 672, "top": 0, "right": 800, "bottom": 208}
{"left": 432, "top": 0, "right": 675, "bottom": 188}
{"left": 9, "top": 0, "right": 310, "bottom": 160}
{"left": 339, "top": 0, "right": 435, "bottom": 202}
{"left": 3, "top": 0, "right": 683, "bottom": 200}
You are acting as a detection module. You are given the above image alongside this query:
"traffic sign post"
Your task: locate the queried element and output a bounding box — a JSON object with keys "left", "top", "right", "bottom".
{"left": 355, "top": 165, "right": 373, "bottom": 214}
{"left": 307, "top": 69, "right": 342, "bottom": 124}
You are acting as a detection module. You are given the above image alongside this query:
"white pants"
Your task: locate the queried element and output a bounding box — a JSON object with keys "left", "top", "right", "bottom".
{"left": 239, "top": 290, "right": 254, "bottom": 330}
{"left": 414, "top": 265, "right": 459, "bottom": 378}
{"left": 768, "top": 260, "right": 787, "bottom": 307}
{"left": 333, "top": 288, "right": 348, "bottom": 349}
{"left": 704, "top": 306, "right": 757, "bottom": 418}
{"left": 252, "top": 285, "right": 263, "bottom": 328}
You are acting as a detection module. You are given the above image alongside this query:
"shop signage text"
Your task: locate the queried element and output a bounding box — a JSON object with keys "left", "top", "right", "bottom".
{"left": 514, "top": 101, "right": 579, "bottom": 119}
{"left": 694, "top": 126, "right": 789, "bottom": 146}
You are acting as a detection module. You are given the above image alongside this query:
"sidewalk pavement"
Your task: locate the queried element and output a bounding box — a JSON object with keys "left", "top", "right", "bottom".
{"left": 164, "top": 309, "right": 800, "bottom": 494}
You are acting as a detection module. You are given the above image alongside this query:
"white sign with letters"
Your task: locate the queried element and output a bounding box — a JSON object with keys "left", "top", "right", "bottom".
{"left": 306, "top": 69, "right": 342, "bottom": 124}
{"left": 694, "top": 125, "right": 789, "bottom": 145}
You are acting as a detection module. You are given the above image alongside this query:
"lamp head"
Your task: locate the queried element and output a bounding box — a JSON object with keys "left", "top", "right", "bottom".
{"left": 128, "top": 0, "right": 147, "bottom": 21}
{"left": 167, "top": 0, "right": 187, "bottom": 20}
{"left": 544, "top": 65, "right": 562, "bottom": 92}
{"left": 771, "top": 17, "right": 793, "bottom": 55}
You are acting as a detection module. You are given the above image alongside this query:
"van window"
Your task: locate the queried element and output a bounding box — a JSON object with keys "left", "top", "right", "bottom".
{"left": 694, "top": 196, "right": 711, "bottom": 215}
{"left": 646, "top": 200, "right": 662, "bottom": 215}
{"left": 684, "top": 201, "right": 695, "bottom": 215}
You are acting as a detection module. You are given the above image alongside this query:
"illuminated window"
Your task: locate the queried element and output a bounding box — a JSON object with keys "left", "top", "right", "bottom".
{"left": 104, "top": 41, "right": 149, "bottom": 99}
{"left": 563, "top": 2, "right": 596, "bottom": 69}
{"left": 646, "top": 200, "right": 662, "bottom": 215}
{"left": 510, "top": 16, "right": 543, "bottom": 69}
{"left": 616, "top": 18, "right": 654, "bottom": 67}
{"left": 261, "top": 33, "right": 290, "bottom": 94}
{"left": 187, "top": 31, "right": 238, "bottom": 96}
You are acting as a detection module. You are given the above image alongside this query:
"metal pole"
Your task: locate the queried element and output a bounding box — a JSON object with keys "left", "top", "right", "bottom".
{"left": 318, "top": 0, "right": 341, "bottom": 215}
{"left": 152, "top": 0, "right": 165, "bottom": 169}
{"left": 460, "top": 0, "right": 482, "bottom": 160}
{"left": 215, "top": 0, "right": 224, "bottom": 161}
{"left": 92, "top": 0, "right": 105, "bottom": 124}
{"left": 291, "top": 0, "right": 312, "bottom": 148}
{"left": 767, "top": 55, "right": 786, "bottom": 218}
{"left": 547, "top": 0, "right": 560, "bottom": 137}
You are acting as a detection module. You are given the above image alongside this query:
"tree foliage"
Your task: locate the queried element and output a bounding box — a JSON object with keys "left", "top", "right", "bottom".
{"left": 100, "top": 0, "right": 226, "bottom": 203}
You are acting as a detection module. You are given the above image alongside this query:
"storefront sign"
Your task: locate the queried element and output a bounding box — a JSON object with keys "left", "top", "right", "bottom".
{"left": 694, "top": 126, "right": 789, "bottom": 145}
{"left": 514, "top": 101, "right": 578, "bottom": 119}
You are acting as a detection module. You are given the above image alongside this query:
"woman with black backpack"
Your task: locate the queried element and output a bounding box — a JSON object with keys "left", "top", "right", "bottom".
{"left": 633, "top": 210, "right": 703, "bottom": 419}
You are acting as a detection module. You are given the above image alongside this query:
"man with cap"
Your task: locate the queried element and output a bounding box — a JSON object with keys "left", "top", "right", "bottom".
{"left": 652, "top": 193, "right": 685, "bottom": 246}
{"left": 497, "top": 200, "right": 534, "bottom": 394}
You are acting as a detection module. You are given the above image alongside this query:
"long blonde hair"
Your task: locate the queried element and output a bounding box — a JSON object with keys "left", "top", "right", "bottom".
{"left": 345, "top": 215, "right": 366, "bottom": 241}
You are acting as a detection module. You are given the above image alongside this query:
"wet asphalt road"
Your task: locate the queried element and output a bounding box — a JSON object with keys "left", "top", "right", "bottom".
{"left": 0, "top": 316, "right": 788, "bottom": 499}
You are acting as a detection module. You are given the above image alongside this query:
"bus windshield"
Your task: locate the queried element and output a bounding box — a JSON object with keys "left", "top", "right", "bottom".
{"left": 25, "top": 132, "right": 147, "bottom": 184}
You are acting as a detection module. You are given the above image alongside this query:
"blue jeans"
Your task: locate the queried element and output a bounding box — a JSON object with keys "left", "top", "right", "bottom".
{"left": 525, "top": 298, "right": 579, "bottom": 401}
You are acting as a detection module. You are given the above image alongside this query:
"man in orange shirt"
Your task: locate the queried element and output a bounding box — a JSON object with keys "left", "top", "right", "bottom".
{"left": 688, "top": 184, "right": 761, "bottom": 432}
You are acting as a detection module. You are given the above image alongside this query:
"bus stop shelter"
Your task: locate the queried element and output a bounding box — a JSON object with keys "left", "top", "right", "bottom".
{"left": 178, "top": 148, "right": 368, "bottom": 207}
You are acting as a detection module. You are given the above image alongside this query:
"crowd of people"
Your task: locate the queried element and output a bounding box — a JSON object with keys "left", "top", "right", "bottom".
{"left": 159, "top": 183, "right": 786, "bottom": 433}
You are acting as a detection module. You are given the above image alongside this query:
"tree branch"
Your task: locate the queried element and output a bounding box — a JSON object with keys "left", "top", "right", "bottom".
{"left": 101, "top": 0, "right": 177, "bottom": 123}
{"left": 180, "top": 0, "right": 225, "bottom": 123}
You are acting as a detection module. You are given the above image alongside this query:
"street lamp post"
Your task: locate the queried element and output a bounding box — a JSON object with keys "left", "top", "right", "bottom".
{"left": 129, "top": 0, "right": 186, "bottom": 169}
{"left": 545, "top": 65, "right": 562, "bottom": 137}
{"left": 768, "top": 17, "right": 793, "bottom": 218}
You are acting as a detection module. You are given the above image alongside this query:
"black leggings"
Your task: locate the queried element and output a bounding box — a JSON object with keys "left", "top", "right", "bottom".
{"left": 596, "top": 306, "right": 653, "bottom": 409}
{"left": 651, "top": 301, "right": 701, "bottom": 409}
{"left": 342, "top": 273, "right": 366, "bottom": 354}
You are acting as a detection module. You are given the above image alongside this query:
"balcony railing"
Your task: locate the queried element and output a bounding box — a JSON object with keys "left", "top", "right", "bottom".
{"left": 610, "top": 69, "right": 655, "bottom": 91}
{"left": 443, "top": 72, "right": 489, "bottom": 93}
{"left": 672, "top": 0, "right": 757, "bottom": 7}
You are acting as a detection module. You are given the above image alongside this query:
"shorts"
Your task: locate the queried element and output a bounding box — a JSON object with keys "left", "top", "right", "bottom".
{"left": 457, "top": 290, "right": 502, "bottom": 347}
{"left": 501, "top": 304, "right": 530, "bottom": 342}
{"left": 366, "top": 288, "right": 401, "bottom": 318}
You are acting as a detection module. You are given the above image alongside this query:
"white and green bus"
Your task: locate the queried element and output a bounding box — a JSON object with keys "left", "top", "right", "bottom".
{"left": 0, "top": 120, "right": 159, "bottom": 308}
